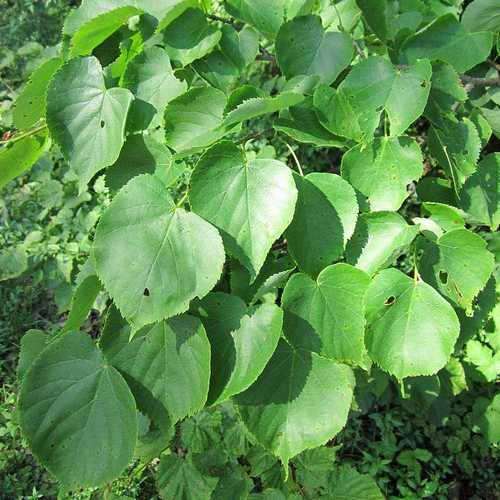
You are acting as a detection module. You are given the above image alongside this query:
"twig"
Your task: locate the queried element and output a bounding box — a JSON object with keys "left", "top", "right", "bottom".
{"left": 0, "top": 122, "right": 47, "bottom": 146}
{"left": 487, "top": 59, "right": 500, "bottom": 72}
{"left": 460, "top": 75, "right": 500, "bottom": 87}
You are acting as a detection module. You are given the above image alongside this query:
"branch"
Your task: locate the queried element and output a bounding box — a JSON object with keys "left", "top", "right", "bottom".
{"left": 460, "top": 75, "right": 500, "bottom": 87}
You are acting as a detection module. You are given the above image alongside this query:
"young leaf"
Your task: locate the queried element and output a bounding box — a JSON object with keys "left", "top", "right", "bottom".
{"left": 345, "top": 212, "right": 419, "bottom": 276}
{"left": 235, "top": 340, "right": 354, "bottom": 465}
{"left": 400, "top": 14, "right": 493, "bottom": 73}
{"left": 276, "top": 15, "right": 353, "bottom": 85}
{"left": 164, "top": 86, "right": 231, "bottom": 156}
{"left": 365, "top": 268, "right": 460, "bottom": 379}
{"left": 0, "top": 133, "right": 50, "bottom": 189}
{"left": 18, "top": 330, "right": 137, "bottom": 488}
{"left": 193, "top": 292, "right": 282, "bottom": 405}
{"left": 122, "top": 46, "right": 187, "bottom": 131}
{"left": 46, "top": 56, "right": 133, "bottom": 191}
{"left": 459, "top": 153, "right": 500, "bottom": 230}
{"left": 190, "top": 141, "right": 298, "bottom": 280}
{"left": 94, "top": 174, "right": 225, "bottom": 330}
{"left": 314, "top": 56, "right": 431, "bottom": 141}
{"left": 282, "top": 263, "right": 370, "bottom": 364}
{"left": 100, "top": 309, "right": 211, "bottom": 422}
{"left": 162, "top": 8, "right": 221, "bottom": 66}
{"left": 341, "top": 136, "right": 424, "bottom": 211}
{"left": 285, "top": 172, "right": 358, "bottom": 276}
{"left": 417, "top": 229, "right": 495, "bottom": 314}
{"left": 13, "top": 57, "right": 62, "bottom": 130}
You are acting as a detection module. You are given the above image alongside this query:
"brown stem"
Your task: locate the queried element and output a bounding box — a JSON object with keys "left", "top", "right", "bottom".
{"left": 460, "top": 75, "right": 500, "bottom": 87}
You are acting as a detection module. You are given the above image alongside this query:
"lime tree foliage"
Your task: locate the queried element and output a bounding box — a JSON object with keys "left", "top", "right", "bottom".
{"left": 2, "top": 0, "right": 500, "bottom": 496}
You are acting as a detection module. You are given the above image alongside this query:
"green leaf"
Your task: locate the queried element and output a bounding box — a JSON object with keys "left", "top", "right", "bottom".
{"left": 122, "top": 46, "right": 187, "bottom": 131}
{"left": 194, "top": 25, "right": 259, "bottom": 91}
{"left": 13, "top": 57, "right": 62, "bottom": 129}
{"left": 162, "top": 8, "right": 221, "bottom": 66}
{"left": 69, "top": 6, "right": 142, "bottom": 58}
{"left": 230, "top": 254, "right": 296, "bottom": 303}
{"left": 461, "top": 0, "right": 500, "bottom": 33}
{"left": 155, "top": 0, "right": 200, "bottom": 31}
{"left": 416, "top": 176, "right": 456, "bottom": 205}
{"left": 341, "top": 136, "right": 423, "bottom": 211}
{"left": 345, "top": 212, "right": 419, "bottom": 276}
{"left": 61, "top": 275, "right": 101, "bottom": 333}
{"left": 157, "top": 454, "right": 219, "bottom": 500}
{"left": 235, "top": 340, "right": 354, "bottom": 465}
{"left": 459, "top": 153, "right": 500, "bottom": 230}
{"left": 473, "top": 395, "right": 500, "bottom": 444}
{"left": 46, "top": 56, "right": 133, "bottom": 191}
{"left": 365, "top": 268, "right": 460, "bottom": 379}
{"left": 314, "top": 56, "right": 431, "bottom": 141}
{"left": 420, "top": 202, "right": 465, "bottom": 233}
{"left": 18, "top": 330, "right": 137, "bottom": 488}
{"left": 276, "top": 15, "right": 353, "bottom": 85}
{"left": 105, "top": 133, "right": 177, "bottom": 192}
{"left": 0, "top": 133, "right": 50, "bottom": 189}
{"left": 417, "top": 229, "right": 495, "bottom": 314}
{"left": 0, "top": 244, "right": 28, "bottom": 281}
{"left": 328, "top": 465, "right": 385, "bottom": 500}
{"left": 164, "top": 86, "right": 232, "bottom": 156}
{"left": 355, "top": 0, "right": 396, "bottom": 41}
{"left": 274, "top": 99, "right": 345, "bottom": 148}
{"left": 428, "top": 117, "right": 481, "bottom": 189}
{"left": 285, "top": 172, "right": 358, "bottom": 276}
{"left": 100, "top": 309, "right": 211, "bottom": 421}
{"left": 465, "top": 340, "right": 500, "bottom": 382}
{"left": 17, "top": 330, "right": 49, "bottom": 380}
{"left": 94, "top": 174, "right": 225, "bottom": 331}
{"left": 222, "top": 92, "right": 304, "bottom": 127}
{"left": 282, "top": 263, "right": 370, "bottom": 364}
{"left": 224, "top": 0, "right": 286, "bottom": 39}
{"left": 193, "top": 292, "right": 282, "bottom": 405}
{"left": 293, "top": 447, "right": 336, "bottom": 492}
{"left": 400, "top": 14, "right": 493, "bottom": 73}
{"left": 190, "top": 141, "right": 297, "bottom": 280}
{"left": 424, "top": 61, "right": 468, "bottom": 128}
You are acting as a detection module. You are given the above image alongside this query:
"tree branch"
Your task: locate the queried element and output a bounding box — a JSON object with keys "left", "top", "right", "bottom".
{"left": 460, "top": 75, "right": 500, "bottom": 87}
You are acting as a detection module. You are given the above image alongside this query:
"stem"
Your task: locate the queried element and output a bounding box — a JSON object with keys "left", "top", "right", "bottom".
{"left": 206, "top": 14, "right": 234, "bottom": 24}
{"left": 0, "top": 122, "right": 47, "bottom": 146}
{"left": 284, "top": 142, "right": 303, "bottom": 176}
{"left": 175, "top": 190, "right": 189, "bottom": 208}
{"left": 257, "top": 46, "right": 275, "bottom": 62}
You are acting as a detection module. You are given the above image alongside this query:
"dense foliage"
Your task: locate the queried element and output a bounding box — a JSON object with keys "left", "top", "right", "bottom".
{"left": 1, "top": 0, "right": 499, "bottom": 498}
